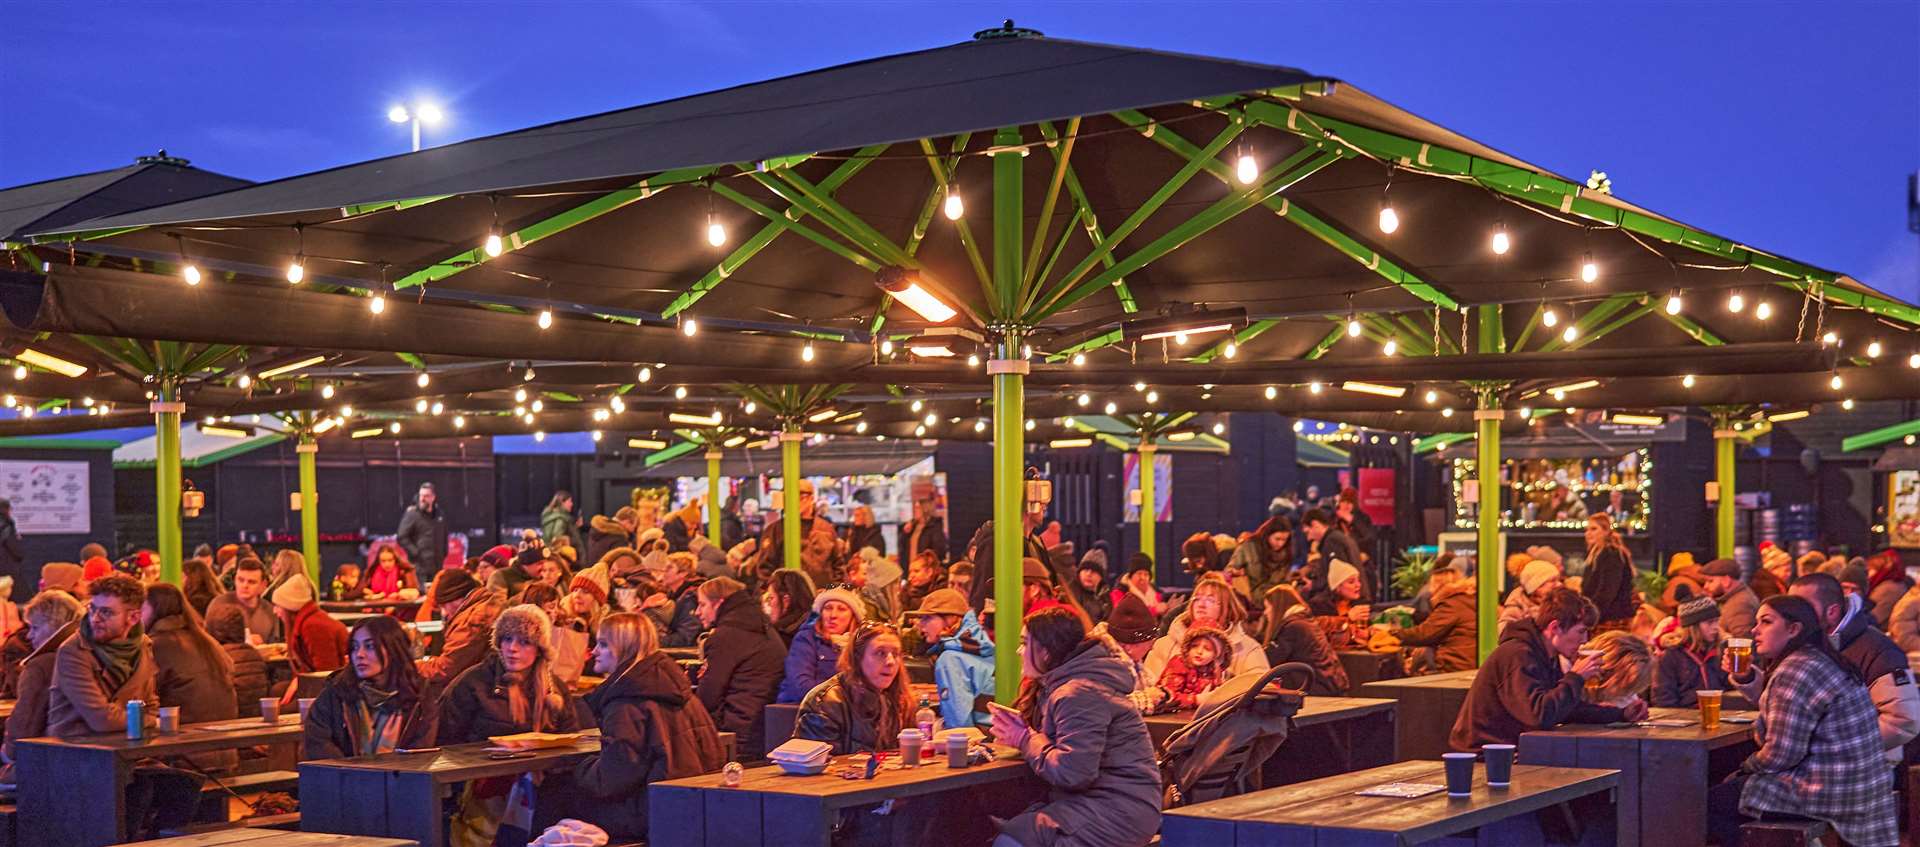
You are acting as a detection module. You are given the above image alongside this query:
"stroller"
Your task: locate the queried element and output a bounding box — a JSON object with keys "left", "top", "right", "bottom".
{"left": 1157, "top": 662, "right": 1311, "bottom": 808}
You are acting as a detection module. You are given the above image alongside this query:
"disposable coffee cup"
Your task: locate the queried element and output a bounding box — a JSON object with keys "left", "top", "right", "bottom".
{"left": 1482, "top": 744, "right": 1514, "bottom": 787}
{"left": 156, "top": 706, "right": 180, "bottom": 734}
{"left": 1442, "top": 752, "right": 1477, "bottom": 796}
{"left": 897, "top": 728, "right": 925, "bottom": 766}
{"left": 298, "top": 697, "right": 317, "bottom": 720}
{"left": 260, "top": 697, "right": 281, "bottom": 723}
{"left": 946, "top": 732, "right": 970, "bottom": 769}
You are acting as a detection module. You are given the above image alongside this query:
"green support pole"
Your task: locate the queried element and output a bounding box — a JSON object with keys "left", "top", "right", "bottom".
{"left": 296, "top": 438, "right": 321, "bottom": 585}
{"left": 153, "top": 381, "right": 183, "bottom": 585}
{"left": 1138, "top": 442, "right": 1158, "bottom": 571}
{"left": 1475, "top": 402, "right": 1503, "bottom": 663}
{"left": 990, "top": 124, "right": 1026, "bottom": 705}
{"left": 1715, "top": 429, "right": 1737, "bottom": 559}
{"left": 706, "top": 449, "right": 724, "bottom": 549}
{"left": 781, "top": 430, "right": 802, "bottom": 570}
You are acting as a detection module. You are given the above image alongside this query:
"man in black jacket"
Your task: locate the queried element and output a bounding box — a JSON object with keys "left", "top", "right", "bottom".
{"left": 1450, "top": 588, "right": 1647, "bottom": 751}
{"left": 395, "top": 483, "right": 447, "bottom": 582}
{"left": 1789, "top": 573, "right": 1920, "bottom": 764}
{"left": 692, "top": 577, "right": 784, "bottom": 757}
{"left": 1301, "top": 509, "right": 1360, "bottom": 596}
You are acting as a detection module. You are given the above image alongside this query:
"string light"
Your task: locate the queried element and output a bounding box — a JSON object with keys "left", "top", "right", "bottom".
{"left": 1682, "top": 374, "right": 1696, "bottom": 388}
{"left": 236, "top": 372, "right": 251, "bottom": 389}
{"left": 1145, "top": 390, "right": 1158, "bottom": 404}
{"left": 682, "top": 317, "right": 699, "bottom": 337}
{"left": 1134, "top": 382, "right": 1146, "bottom": 392}
{"left": 966, "top": 353, "right": 980, "bottom": 367}
{"left": 287, "top": 226, "right": 305, "bottom": 283}
{"left": 855, "top": 421, "right": 869, "bottom": 434}
{"left": 743, "top": 400, "right": 756, "bottom": 414}
{"left": 1727, "top": 292, "right": 1745, "bottom": 313}
{"left": 530, "top": 399, "right": 544, "bottom": 413}
{"left": 1842, "top": 398, "right": 1855, "bottom": 410}
{"left": 416, "top": 372, "right": 430, "bottom": 388}
{"left": 943, "top": 185, "right": 964, "bottom": 220}
{"left": 638, "top": 367, "right": 653, "bottom": 382}
{"left": 1664, "top": 292, "right": 1682, "bottom": 315}
{"left": 388, "top": 422, "right": 401, "bottom": 434}
{"left": 879, "top": 339, "right": 894, "bottom": 356}
{"left": 1264, "top": 386, "right": 1277, "bottom": 400}
{"left": 1867, "top": 340, "right": 1883, "bottom": 358}
{"left": 537, "top": 309, "right": 553, "bottom": 330}
{"left": 1235, "top": 151, "right": 1258, "bottom": 185}
{"left": 340, "top": 405, "right": 353, "bottom": 417}
{"left": 610, "top": 396, "right": 625, "bottom": 413}
{"left": 975, "top": 419, "right": 987, "bottom": 432}
{"left": 1830, "top": 372, "right": 1845, "bottom": 390}
{"left": 1309, "top": 381, "right": 1323, "bottom": 394}
{"left": 413, "top": 399, "right": 428, "bottom": 413}
{"left": 1382, "top": 339, "right": 1398, "bottom": 357}
{"left": 1104, "top": 402, "right": 1118, "bottom": 415}
{"left": 1424, "top": 390, "right": 1438, "bottom": 404}
{"left": 1346, "top": 314, "right": 1362, "bottom": 337}
{"left": 1071, "top": 353, "right": 1086, "bottom": 366}
{"left": 320, "top": 384, "right": 335, "bottom": 399}
{"left": 182, "top": 264, "right": 201, "bottom": 286}
{"left": 1754, "top": 301, "right": 1772, "bottom": 320}
{"left": 369, "top": 293, "right": 386, "bottom": 314}
{"left": 1822, "top": 331, "right": 1838, "bottom": 346}
{"left": 1562, "top": 325, "right": 1579, "bottom": 343}
{"left": 1491, "top": 222, "right": 1510, "bottom": 255}
{"left": 801, "top": 342, "right": 815, "bottom": 363}
{"left": 705, "top": 187, "right": 727, "bottom": 247}
{"left": 674, "top": 386, "right": 688, "bottom": 399}
{"left": 1580, "top": 253, "right": 1598, "bottom": 283}
{"left": 1542, "top": 307, "right": 1559, "bottom": 328}
{"left": 1077, "top": 393, "right": 1090, "bottom": 406}
{"left": 1377, "top": 169, "right": 1399, "bottom": 234}
{"left": 911, "top": 399, "right": 924, "bottom": 413}
{"left": 1222, "top": 340, "right": 1238, "bottom": 358}
{"left": 1909, "top": 352, "right": 1919, "bottom": 369}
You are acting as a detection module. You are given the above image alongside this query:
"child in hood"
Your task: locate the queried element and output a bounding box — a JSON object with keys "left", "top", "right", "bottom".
{"left": 1156, "top": 626, "right": 1232, "bottom": 711}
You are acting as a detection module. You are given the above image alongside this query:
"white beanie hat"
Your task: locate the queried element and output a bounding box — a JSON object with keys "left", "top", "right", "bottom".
{"left": 812, "top": 586, "right": 867, "bottom": 619}
{"left": 1327, "top": 559, "right": 1360, "bottom": 593}
{"left": 271, "top": 574, "right": 316, "bottom": 612}
{"left": 1520, "top": 560, "right": 1562, "bottom": 595}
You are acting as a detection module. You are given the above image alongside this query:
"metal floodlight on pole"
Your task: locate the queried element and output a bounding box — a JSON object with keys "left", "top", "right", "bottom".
{"left": 1118, "top": 305, "right": 1247, "bottom": 343}
{"left": 388, "top": 102, "right": 445, "bottom": 152}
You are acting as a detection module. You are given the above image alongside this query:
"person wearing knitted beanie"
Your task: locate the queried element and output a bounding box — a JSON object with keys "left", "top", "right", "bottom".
{"left": 439, "top": 603, "right": 577, "bottom": 744}
{"left": 273, "top": 576, "right": 348, "bottom": 672}
{"left": 1651, "top": 585, "right": 1729, "bottom": 708}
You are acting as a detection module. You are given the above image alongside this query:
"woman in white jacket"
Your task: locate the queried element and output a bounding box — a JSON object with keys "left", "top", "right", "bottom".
{"left": 1142, "top": 576, "right": 1268, "bottom": 684}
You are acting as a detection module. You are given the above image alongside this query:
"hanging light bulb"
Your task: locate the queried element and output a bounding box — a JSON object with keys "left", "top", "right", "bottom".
{"left": 1562, "top": 325, "right": 1579, "bottom": 343}
{"left": 1754, "top": 300, "right": 1772, "bottom": 320}
{"left": 530, "top": 399, "right": 543, "bottom": 412}
{"left": 1264, "top": 386, "right": 1277, "bottom": 400}
{"left": 1133, "top": 382, "right": 1146, "bottom": 392}
{"left": 743, "top": 400, "right": 756, "bottom": 414}
{"left": 1424, "top": 390, "right": 1438, "bottom": 404}
{"left": 801, "top": 342, "right": 815, "bottom": 363}
{"left": 1145, "top": 390, "right": 1159, "bottom": 404}
{"left": 1346, "top": 315, "right": 1362, "bottom": 337}
{"left": 416, "top": 372, "right": 430, "bottom": 388}
{"left": 1580, "top": 253, "right": 1598, "bottom": 283}
{"left": 638, "top": 367, "right": 652, "bottom": 383}
{"left": 879, "top": 339, "right": 894, "bottom": 356}
{"left": 1842, "top": 398, "right": 1855, "bottom": 410}
{"left": 1309, "top": 381, "right": 1323, "bottom": 394}
{"left": 674, "top": 386, "right": 688, "bottom": 399}
{"left": 1822, "top": 331, "right": 1838, "bottom": 346}
{"left": 923, "top": 412, "right": 937, "bottom": 427}
{"left": 1071, "top": 352, "right": 1086, "bottom": 366}
{"left": 320, "top": 384, "right": 335, "bottom": 400}
{"left": 1867, "top": 340, "right": 1884, "bottom": 358}
{"left": 910, "top": 399, "right": 924, "bottom": 413}
{"left": 1104, "top": 402, "right": 1118, "bottom": 415}
{"left": 1382, "top": 339, "right": 1398, "bottom": 357}
{"left": 389, "top": 422, "right": 401, "bottom": 434}
{"left": 182, "top": 264, "right": 202, "bottom": 286}
{"left": 706, "top": 216, "right": 727, "bottom": 247}
{"left": 1076, "top": 393, "right": 1091, "bottom": 406}
{"left": 484, "top": 232, "right": 503, "bottom": 258}
{"left": 1172, "top": 332, "right": 1188, "bottom": 345}
{"left": 286, "top": 258, "right": 305, "bottom": 284}
{"left": 1682, "top": 374, "right": 1696, "bottom": 388}
{"left": 966, "top": 353, "right": 980, "bottom": 368}
{"left": 1491, "top": 222, "right": 1510, "bottom": 255}
{"left": 1664, "top": 292, "right": 1682, "bottom": 315}
{"left": 369, "top": 293, "right": 386, "bottom": 314}
{"left": 1235, "top": 152, "right": 1258, "bottom": 185}
{"left": 682, "top": 317, "right": 698, "bottom": 337}
{"left": 943, "top": 186, "right": 964, "bottom": 220}
{"left": 1909, "top": 352, "right": 1919, "bottom": 369}
{"left": 1830, "top": 372, "right": 1845, "bottom": 390}
{"left": 1222, "top": 340, "right": 1238, "bottom": 359}
{"left": 339, "top": 405, "right": 354, "bottom": 417}
{"left": 414, "top": 399, "right": 428, "bottom": 413}
{"left": 1542, "top": 308, "right": 1559, "bottom": 328}
{"left": 537, "top": 309, "right": 553, "bottom": 329}
{"left": 515, "top": 388, "right": 528, "bottom": 403}
{"left": 1377, "top": 202, "right": 1399, "bottom": 234}
{"left": 236, "top": 372, "right": 251, "bottom": 389}
{"left": 1727, "top": 292, "right": 1745, "bottom": 313}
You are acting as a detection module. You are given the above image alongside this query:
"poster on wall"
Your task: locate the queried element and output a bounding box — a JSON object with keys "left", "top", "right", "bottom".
{"left": 1357, "top": 467, "right": 1396, "bottom": 526}
{"left": 0, "top": 460, "right": 90, "bottom": 535}
{"left": 1890, "top": 470, "right": 1920, "bottom": 549}
{"left": 1122, "top": 453, "right": 1173, "bottom": 523}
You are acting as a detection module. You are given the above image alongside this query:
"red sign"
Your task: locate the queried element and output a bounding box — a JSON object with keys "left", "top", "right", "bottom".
{"left": 1357, "top": 467, "right": 1396, "bottom": 526}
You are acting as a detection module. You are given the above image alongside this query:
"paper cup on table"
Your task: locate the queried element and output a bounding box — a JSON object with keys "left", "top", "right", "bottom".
{"left": 1442, "top": 752, "right": 1477, "bottom": 796}
{"left": 260, "top": 697, "right": 281, "bottom": 723}
{"left": 1482, "top": 744, "right": 1514, "bottom": 787}
{"left": 298, "top": 697, "right": 317, "bottom": 720}
{"left": 156, "top": 706, "right": 179, "bottom": 734}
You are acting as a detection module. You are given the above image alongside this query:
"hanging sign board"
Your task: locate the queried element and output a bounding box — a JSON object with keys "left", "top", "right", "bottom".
{"left": 0, "top": 460, "right": 90, "bottom": 534}
{"left": 1357, "top": 467, "right": 1396, "bottom": 526}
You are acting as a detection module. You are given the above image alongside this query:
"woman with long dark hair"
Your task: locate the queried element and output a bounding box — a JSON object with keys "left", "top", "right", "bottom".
{"left": 988, "top": 607, "right": 1161, "bottom": 847}
{"left": 143, "top": 583, "right": 237, "bottom": 726}
{"left": 793, "top": 620, "right": 914, "bottom": 754}
{"left": 1706, "top": 595, "right": 1896, "bottom": 846}
{"left": 180, "top": 556, "right": 223, "bottom": 615}
{"left": 1258, "top": 584, "right": 1349, "bottom": 695}
{"left": 762, "top": 569, "right": 814, "bottom": 646}
{"left": 1230, "top": 515, "right": 1297, "bottom": 599}
{"left": 1581, "top": 514, "right": 1636, "bottom": 632}
{"left": 303, "top": 616, "right": 437, "bottom": 758}
{"left": 363, "top": 541, "right": 419, "bottom": 601}
{"left": 439, "top": 604, "right": 579, "bottom": 744}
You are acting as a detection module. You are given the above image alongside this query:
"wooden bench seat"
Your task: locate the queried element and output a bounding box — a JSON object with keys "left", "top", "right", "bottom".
{"left": 1738, "top": 819, "right": 1832, "bottom": 847}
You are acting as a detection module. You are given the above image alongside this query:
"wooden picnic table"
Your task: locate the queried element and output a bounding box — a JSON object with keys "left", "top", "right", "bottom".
{"left": 764, "top": 683, "right": 942, "bottom": 751}
{"left": 649, "top": 745, "right": 1044, "bottom": 847}
{"left": 1162, "top": 760, "right": 1621, "bottom": 847}
{"left": 299, "top": 731, "right": 735, "bottom": 846}
{"left": 1519, "top": 706, "right": 1756, "bottom": 847}
{"left": 17, "top": 713, "right": 305, "bottom": 847}
{"left": 114, "top": 826, "right": 416, "bottom": 846}
{"left": 1360, "top": 668, "right": 1479, "bottom": 761}
{"left": 318, "top": 599, "right": 422, "bottom": 615}
{"left": 1146, "top": 695, "right": 1398, "bottom": 783}
{"left": 1339, "top": 648, "right": 1405, "bottom": 692}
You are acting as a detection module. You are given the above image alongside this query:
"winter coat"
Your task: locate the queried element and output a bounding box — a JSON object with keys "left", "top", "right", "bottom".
{"left": 223, "top": 642, "right": 271, "bottom": 711}
{"left": 540, "top": 505, "right": 579, "bottom": 553}
{"left": 1739, "top": 649, "right": 1898, "bottom": 847}
{"left": 1448, "top": 618, "right": 1626, "bottom": 751}
{"left": 583, "top": 516, "right": 631, "bottom": 569}
{"left": 793, "top": 673, "right": 891, "bottom": 755}
{"left": 1389, "top": 580, "right": 1479, "bottom": 673}
{"left": 899, "top": 573, "right": 949, "bottom": 619}
{"left": 693, "top": 591, "right": 786, "bottom": 758}
{"left": 4, "top": 621, "right": 74, "bottom": 761}
{"left": 284, "top": 602, "right": 350, "bottom": 673}
{"left": 47, "top": 626, "right": 157, "bottom": 738}
{"left": 1000, "top": 639, "right": 1162, "bottom": 847}
{"left": 777, "top": 612, "right": 845, "bottom": 704}
{"left": 1582, "top": 547, "right": 1636, "bottom": 623}
{"left": 844, "top": 524, "right": 886, "bottom": 558}
{"left": 149, "top": 617, "right": 239, "bottom": 725}
{"left": 0, "top": 628, "right": 28, "bottom": 700}
{"left": 899, "top": 517, "right": 948, "bottom": 569}
{"left": 1890, "top": 584, "right": 1920, "bottom": 653}
{"left": 1833, "top": 607, "right": 1920, "bottom": 763}
{"left": 302, "top": 669, "right": 438, "bottom": 759}
{"left": 538, "top": 652, "right": 724, "bottom": 839}
{"left": 1651, "top": 644, "right": 1728, "bottom": 708}
{"left": 1717, "top": 583, "right": 1760, "bottom": 639}
{"left": 488, "top": 565, "right": 538, "bottom": 601}
{"left": 1869, "top": 575, "right": 1912, "bottom": 631}
{"left": 1143, "top": 616, "right": 1268, "bottom": 685}
{"left": 1232, "top": 518, "right": 1297, "bottom": 599}
{"left": 205, "top": 592, "right": 281, "bottom": 644}
{"left": 437, "top": 655, "right": 580, "bottom": 744}
{"left": 1306, "top": 529, "right": 1362, "bottom": 596}
{"left": 396, "top": 503, "right": 447, "bottom": 578}
{"left": 1260, "top": 608, "right": 1349, "bottom": 696}
{"left": 417, "top": 586, "right": 508, "bottom": 692}
{"left": 646, "top": 579, "right": 705, "bottom": 648}
{"left": 0, "top": 514, "right": 21, "bottom": 573}
{"left": 926, "top": 610, "right": 996, "bottom": 729}
{"left": 1496, "top": 587, "right": 1538, "bottom": 637}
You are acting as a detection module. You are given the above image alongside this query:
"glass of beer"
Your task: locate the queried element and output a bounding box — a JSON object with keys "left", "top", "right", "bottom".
{"left": 1697, "top": 689, "right": 1723, "bottom": 729}
{"left": 1726, "top": 638, "right": 1753, "bottom": 676}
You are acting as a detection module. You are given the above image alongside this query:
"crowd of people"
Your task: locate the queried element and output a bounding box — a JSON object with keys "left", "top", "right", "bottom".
{"left": 0, "top": 480, "right": 1913, "bottom": 846}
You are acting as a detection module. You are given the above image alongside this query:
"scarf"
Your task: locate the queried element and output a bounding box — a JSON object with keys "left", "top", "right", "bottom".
{"left": 80, "top": 615, "right": 145, "bottom": 694}
{"left": 349, "top": 683, "right": 408, "bottom": 757}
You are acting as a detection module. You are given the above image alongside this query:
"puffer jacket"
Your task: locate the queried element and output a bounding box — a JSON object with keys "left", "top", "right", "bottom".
{"left": 1001, "top": 639, "right": 1162, "bottom": 847}
{"left": 645, "top": 577, "right": 705, "bottom": 648}
{"left": 777, "top": 613, "right": 843, "bottom": 704}
{"left": 1448, "top": 618, "right": 1625, "bottom": 751}
{"left": 47, "top": 622, "right": 157, "bottom": 738}
{"left": 1142, "top": 616, "right": 1268, "bottom": 685}
{"left": 693, "top": 591, "right": 785, "bottom": 757}
{"left": 1261, "top": 607, "right": 1349, "bottom": 696}
{"left": 417, "top": 585, "right": 508, "bottom": 692}
{"left": 1389, "top": 580, "right": 1478, "bottom": 672}
{"left": 437, "top": 654, "right": 580, "bottom": 744}
{"left": 3, "top": 621, "right": 74, "bottom": 762}
{"left": 793, "top": 673, "right": 889, "bottom": 755}
{"left": 583, "top": 515, "right": 631, "bottom": 569}
{"left": 537, "top": 652, "right": 725, "bottom": 838}
{"left": 1890, "top": 583, "right": 1920, "bottom": 653}
{"left": 1833, "top": 605, "right": 1920, "bottom": 764}
{"left": 223, "top": 642, "right": 271, "bottom": 710}
{"left": 302, "top": 669, "right": 438, "bottom": 759}
{"left": 541, "top": 505, "right": 579, "bottom": 553}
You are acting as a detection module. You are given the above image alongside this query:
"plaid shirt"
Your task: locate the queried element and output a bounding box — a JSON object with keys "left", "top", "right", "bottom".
{"left": 1743, "top": 650, "right": 1898, "bottom": 846}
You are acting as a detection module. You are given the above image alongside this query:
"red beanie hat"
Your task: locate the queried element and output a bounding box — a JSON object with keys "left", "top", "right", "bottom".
{"left": 82, "top": 556, "right": 114, "bottom": 581}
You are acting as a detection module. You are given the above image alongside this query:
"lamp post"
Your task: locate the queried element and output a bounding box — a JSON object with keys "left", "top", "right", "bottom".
{"left": 387, "top": 103, "right": 443, "bottom": 152}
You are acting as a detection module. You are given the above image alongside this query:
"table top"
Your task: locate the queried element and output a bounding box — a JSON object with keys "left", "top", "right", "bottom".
{"left": 301, "top": 731, "right": 603, "bottom": 783}
{"left": 21, "top": 713, "right": 303, "bottom": 757}
{"left": 319, "top": 599, "right": 422, "bottom": 612}
{"left": 1166, "top": 759, "right": 1618, "bottom": 844}
{"left": 1361, "top": 669, "right": 1480, "bottom": 691}
{"left": 653, "top": 745, "right": 1033, "bottom": 810}
{"left": 113, "top": 827, "right": 417, "bottom": 846}
{"left": 1146, "top": 695, "right": 1396, "bottom": 735}
{"left": 1522, "top": 707, "right": 1755, "bottom": 749}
